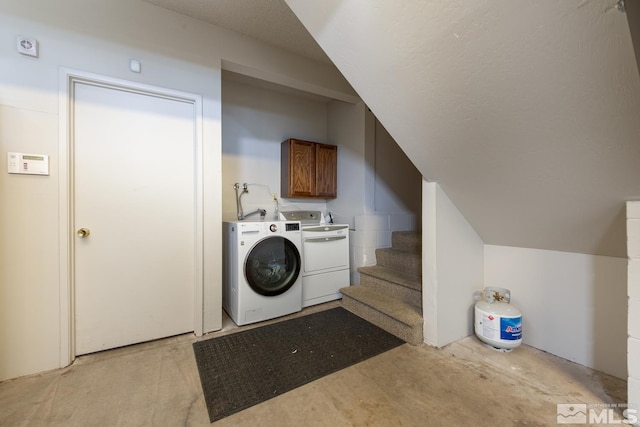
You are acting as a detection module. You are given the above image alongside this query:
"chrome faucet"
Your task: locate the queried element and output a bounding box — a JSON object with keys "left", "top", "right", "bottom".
{"left": 234, "top": 183, "right": 265, "bottom": 220}
{"left": 242, "top": 208, "right": 267, "bottom": 220}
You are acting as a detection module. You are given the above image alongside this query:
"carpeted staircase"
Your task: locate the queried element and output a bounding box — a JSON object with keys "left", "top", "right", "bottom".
{"left": 341, "top": 231, "right": 423, "bottom": 345}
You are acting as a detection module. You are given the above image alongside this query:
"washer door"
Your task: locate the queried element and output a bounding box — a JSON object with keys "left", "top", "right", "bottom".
{"left": 245, "top": 236, "right": 301, "bottom": 296}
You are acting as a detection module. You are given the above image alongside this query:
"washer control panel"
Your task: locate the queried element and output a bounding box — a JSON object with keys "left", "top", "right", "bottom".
{"left": 285, "top": 222, "right": 300, "bottom": 232}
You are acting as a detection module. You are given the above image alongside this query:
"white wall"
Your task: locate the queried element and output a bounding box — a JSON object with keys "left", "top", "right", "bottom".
{"left": 326, "top": 100, "right": 372, "bottom": 284}
{"left": 485, "top": 245, "right": 627, "bottom": 379}
{"left": 326, "top": 100, "right": 368, "bottom": 227}
{"left": 628, "top": 201, "right": 640, "bottom": 410}
{"left": 287, "top": 0, "right": 640, "bottom": 259}
{"left": 373, "top": 119, "right": 421, "bottom": 221}
{"left": 221, "top": 76, "right": 413, "bottom": 287}
{"left": 0, "top": 0, "right": 357, "bottom": 381}
{"left": 221, "top": 72, "right": 329, "bottom": 221}
{"left": 423, "top": 181, "right": 485, "bottom": 347}
{"left": 1, "top": 0, "right": 226, "bottom": 381}
{"left": 421, "top": 181, "right": 627, "bottom": 380}
{"left": 337, "top": 107, "right": 422, "bottom": 283}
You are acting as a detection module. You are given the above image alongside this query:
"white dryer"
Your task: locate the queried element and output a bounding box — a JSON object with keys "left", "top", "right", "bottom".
{"left": 223, "top": 220, "right": 303, "bottom": 326}
{"left": 280, "top": 211, "right": 350, "bottom": 308}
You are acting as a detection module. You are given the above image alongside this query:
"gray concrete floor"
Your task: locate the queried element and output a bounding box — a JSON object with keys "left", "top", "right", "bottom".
{"left": 0, "top": 302, "right": 627, "bottom": 426}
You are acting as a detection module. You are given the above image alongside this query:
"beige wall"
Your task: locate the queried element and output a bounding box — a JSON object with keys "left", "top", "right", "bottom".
{"left": 0, "top": 0, "right": 357, "bottom": 381}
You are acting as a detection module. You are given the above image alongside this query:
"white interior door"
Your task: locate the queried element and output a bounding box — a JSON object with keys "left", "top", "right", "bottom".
{"left": 73, "top": 81, "right": 197, "bottom": 355}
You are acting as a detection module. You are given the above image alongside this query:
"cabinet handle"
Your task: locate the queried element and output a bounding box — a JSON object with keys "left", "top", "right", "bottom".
{"left": 304, "top": 236, "right": 346, "bottom": 243}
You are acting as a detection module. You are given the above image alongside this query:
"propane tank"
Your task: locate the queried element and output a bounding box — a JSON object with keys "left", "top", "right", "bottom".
{"left": 474, "top": 287, "right": 522, "bottom": 351}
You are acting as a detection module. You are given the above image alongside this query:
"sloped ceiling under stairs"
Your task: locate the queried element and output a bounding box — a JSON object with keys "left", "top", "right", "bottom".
{"left": 285, "top": 0, "right": 640, "bottom": 258}
{"left": 147, "top": 0, "right": 640, "bottom": 258}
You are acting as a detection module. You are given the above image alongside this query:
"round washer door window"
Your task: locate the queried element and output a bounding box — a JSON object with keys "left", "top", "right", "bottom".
{"left": 245, "top": 236, "right": 301, "bottom": 296}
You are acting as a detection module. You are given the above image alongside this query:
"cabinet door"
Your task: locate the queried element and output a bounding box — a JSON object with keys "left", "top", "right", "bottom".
{"left": 315, "top": 143, "right": 337, "bottom": 198}
{"left": 285, "top": 139, "right": 316, "bottom": 197}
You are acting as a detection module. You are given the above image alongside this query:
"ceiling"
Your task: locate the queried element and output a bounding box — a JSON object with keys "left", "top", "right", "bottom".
{"left": 144, "top": 0, "right": 330, "bottom": 63}
{"left": 146, "top": 0, "right": 640, "bottom": 258}
{"left": 285, "top": 0, "right": 640, "bottom": 258}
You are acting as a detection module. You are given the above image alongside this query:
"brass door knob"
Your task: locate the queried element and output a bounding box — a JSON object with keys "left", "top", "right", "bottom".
{"left": 77, "top": 228, "right": 91, "bottom": 238}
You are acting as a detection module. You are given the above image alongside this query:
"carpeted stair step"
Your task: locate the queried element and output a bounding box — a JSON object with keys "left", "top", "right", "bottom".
{"left": 341, "top": 285, "right": 423, "bottom": 345}
{"left": 375, "top": 247, "right": 421, "bottom": 277}
{"left": 391, "top": 231, "right": 421, "bottom": 252}
{"left": 358, "top": 265, "right": 422, "bottom": 308}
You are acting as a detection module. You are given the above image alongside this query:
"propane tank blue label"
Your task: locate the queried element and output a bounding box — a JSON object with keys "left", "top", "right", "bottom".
{"left": 500, "top": 316, "right": 522, "bottom": 340}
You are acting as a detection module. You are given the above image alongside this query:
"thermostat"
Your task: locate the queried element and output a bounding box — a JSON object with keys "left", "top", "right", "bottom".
{"left": 8, "top": 152, "right": 49, "bottom": 175}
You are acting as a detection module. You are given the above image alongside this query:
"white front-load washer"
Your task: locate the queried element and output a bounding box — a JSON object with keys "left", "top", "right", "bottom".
{"left": 223, "top": 220, "right": 302, "bottom": 326}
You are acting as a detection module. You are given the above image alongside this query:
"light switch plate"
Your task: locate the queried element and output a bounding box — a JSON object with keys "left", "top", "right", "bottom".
{"left": 130, "top": 59, "right": 141, "bottom": 73}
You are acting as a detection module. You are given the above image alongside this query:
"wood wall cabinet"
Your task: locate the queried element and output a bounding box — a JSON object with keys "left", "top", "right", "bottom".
{"left": 281, "top": 138, "right": 337, "bottom": 199}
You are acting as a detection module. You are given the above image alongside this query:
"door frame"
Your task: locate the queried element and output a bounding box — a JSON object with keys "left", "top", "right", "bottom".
{"left": 58, "top": 68, "right": 204, "bottom": 366}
